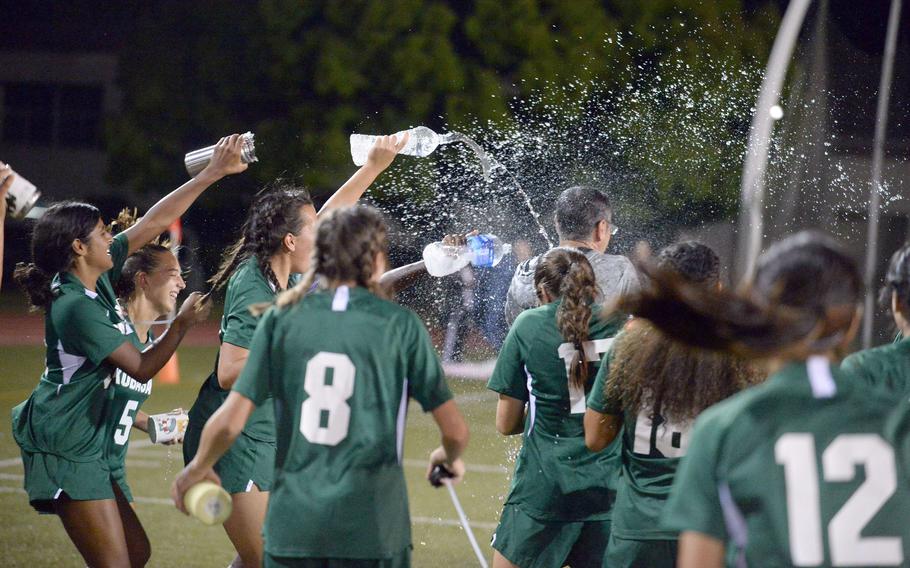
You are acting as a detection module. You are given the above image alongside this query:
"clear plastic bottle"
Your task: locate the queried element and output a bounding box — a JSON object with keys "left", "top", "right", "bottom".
{"left": 350, "top": 126, "right": 445, "bottom": 166}
{"left": 422, "top": 234, "right": 512, "bottom": 277}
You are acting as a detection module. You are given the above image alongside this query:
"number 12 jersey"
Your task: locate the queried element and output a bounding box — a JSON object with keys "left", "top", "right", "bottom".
{"left": 663, "top": 357, "right": 910, "bottom": 567}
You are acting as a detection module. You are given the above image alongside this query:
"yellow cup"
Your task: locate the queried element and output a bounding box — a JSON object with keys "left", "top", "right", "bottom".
{"left": 184, "top": 481, "right": 232, "bottom": 525}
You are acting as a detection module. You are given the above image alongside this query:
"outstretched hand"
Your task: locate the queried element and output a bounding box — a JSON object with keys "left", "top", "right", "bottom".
{"left": 365, "top": 132, "right": 409, "bottom": 172}
{"left": 0, "top": 162, "right": 13, "bottom": 220}
{"left": 442, "top": 229, "right": 480, "bottom": 248}
{"left": 174, "top": 292, "right": 212, "bottom": 328}
{"left": 201, "top": 134, "right": 249, "bottom": 179}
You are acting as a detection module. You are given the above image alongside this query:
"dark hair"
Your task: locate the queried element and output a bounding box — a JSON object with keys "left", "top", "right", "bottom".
{"left": 554, "top": 186, "right": 612, "bottom": 242}
{"left": 277, "top": 205, "right": 388, "bottom": 308}
{"left": 620, "top": 231, "right": 862, "bottom": 359}
{"left": 209, "top": 181, "right": 314, "bottom": 294}
{"left": 881, "top": 244, "right": 910, "bottom": 314}
{"left": 14, "top": 201, "right": 102, "bottom": 310}
{"left": 115, "top": 244, "right": 174, "bottom": 302}
{"left": 534, "top": 248, "right": 598, "bottom": 388}
{"left": 657, "top": 241, "right": 720, "bottom": 285}
{"left": 606, "top": 241, "right": 759, "bottom": 422}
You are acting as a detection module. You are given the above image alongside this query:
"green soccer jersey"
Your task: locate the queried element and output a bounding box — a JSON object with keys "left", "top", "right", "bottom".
{"left": 663, "top": 357, "right": 910, "bottom": 567}
{"left": 587, "top": 329, "right": 692, "bottom": 541}
{"left": 842, "top": 338, "right": 910, "bottom": 396}
{"left": 189, "top": 257, "right": 296, "bottom": 443}
{"left": 232, "top": 286, "right": 453, "bottom": 559}
{"left": 12, "top": 234, "right": 132, "bottom": 462}
{"left": 487, "top": 302, "right": 624, "bottom": 522}
{"left": 106, "top": 319, "right": 154, "bottom": 474}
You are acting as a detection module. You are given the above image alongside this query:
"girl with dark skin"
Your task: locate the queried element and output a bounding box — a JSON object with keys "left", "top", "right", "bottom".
{"left": 11, "top": 135, "right": 245, "bottom": 567}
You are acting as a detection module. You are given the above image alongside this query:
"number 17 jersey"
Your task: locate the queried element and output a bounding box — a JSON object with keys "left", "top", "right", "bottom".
{"left": 233, "top": 286, "right": 452, "bottom": 560}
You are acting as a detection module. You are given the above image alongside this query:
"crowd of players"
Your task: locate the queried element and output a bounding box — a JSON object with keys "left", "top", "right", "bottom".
{"left": 3, "top": 132, "right": 910, "bottom": 568}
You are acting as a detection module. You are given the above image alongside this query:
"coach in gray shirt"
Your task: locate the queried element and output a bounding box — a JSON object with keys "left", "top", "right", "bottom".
{"left": 504, "top": 186, "right": 639, "bottom": 324}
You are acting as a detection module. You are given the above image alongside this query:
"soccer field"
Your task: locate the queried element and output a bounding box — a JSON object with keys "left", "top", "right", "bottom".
{"left": 0, "top": 345, "right": 518, "bottom": 567}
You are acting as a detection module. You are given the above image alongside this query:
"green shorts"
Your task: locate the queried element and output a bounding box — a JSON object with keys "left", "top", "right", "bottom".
{"left": 21, "top": 450, "right": 115, "bottom": 514}
{"left": 184, "top": 425, "right": 275, "bottom": 494}
{"left": 110, "top": 465, "right": 133, "bottom": 503}
{"left": 604, "top": 533, "right": 677, "bottom": 568}
{"left": 264, "top": 548, "right": 411, "bottom": 568}
{"left": 492, "top": 504, "right": 610, "bottom": 568}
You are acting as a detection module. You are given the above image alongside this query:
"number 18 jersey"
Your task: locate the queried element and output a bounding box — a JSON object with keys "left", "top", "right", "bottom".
{"left": 233, "top": 286, "right": 452, "bottom": 560}
{"left": 663, "top": 358, "right": 910, "bottom": 567}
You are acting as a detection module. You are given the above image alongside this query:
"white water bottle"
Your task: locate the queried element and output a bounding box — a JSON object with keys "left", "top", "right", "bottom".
{"left": 350, "top": 126, "right": 443, "bottom": 166}
{"left": 423, "top": 234, "right": 512, "bottom": 277}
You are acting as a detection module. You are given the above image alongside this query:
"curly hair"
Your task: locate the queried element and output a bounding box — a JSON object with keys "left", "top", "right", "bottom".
{"left": 208, "top": 181, "right": 313, "bottom": 294}
{"left": 620, "top": 231, "right": 861, "bottom": 359}
{"left": 534, "top": 248, "right": 598, "bottom": 388}
{"left": 276, "top": 205, "right": 389, "bottom": 309}
{"left": 605, "top": 321, "right": 761, "bottom": 422}
{"left": 606, "top": 241, "right": 759, "bottom": 422}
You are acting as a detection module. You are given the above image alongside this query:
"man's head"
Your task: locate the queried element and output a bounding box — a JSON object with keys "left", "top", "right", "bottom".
{"left": 554, "top": 186, "right": 614, "bottom": 253}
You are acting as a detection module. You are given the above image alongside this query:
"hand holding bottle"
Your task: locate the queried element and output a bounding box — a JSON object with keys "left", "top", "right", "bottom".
{"left": 364, "top": 132, "right": 410, "bottom": 173}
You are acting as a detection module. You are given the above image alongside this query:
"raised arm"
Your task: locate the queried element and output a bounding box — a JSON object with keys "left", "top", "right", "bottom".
{"left": 0, "top": 164, "right": 11, "bottom": 286}
{"left": 318, "top": 133, "right": 408, "bottom": 215}
{"left": 106, "top": 292, "right": 210, "bottom": 381}
{"left": 123, "top": 134, "right": 248, "bottom": 255}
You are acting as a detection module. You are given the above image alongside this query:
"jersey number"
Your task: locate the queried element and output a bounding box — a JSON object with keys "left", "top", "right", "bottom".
{"left": 631, "top": 412, "right": 690, "bottom": 458}
{"left": 775, "top": 433, "right": 902, "bottom": 566}
{"left": 557, "top": 338, "right": 614, "bottom": 414}
{"left": 113, "top": 400, "right": 139, "bottom": 446}
{"left": 300, "top": 352, "right": 356, "bottom": 446}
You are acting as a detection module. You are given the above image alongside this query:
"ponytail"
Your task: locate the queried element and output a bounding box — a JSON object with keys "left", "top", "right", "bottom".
{"left": 14, "top": 201, "right": 101, "bottom": 310}
{"left": 208, "top": 182, "right": 313, "bottom": 295}
{"left": 535, "top": 248, "right": 598, "bottom": 388}
{"left": 13, "top": 263, "right": 55, "bottom": 310}
{"left": 621, "top": 231, "right": 861, "bottom": 359}
{"left": 275, "top": 205, "right": 389, "bottom": 310}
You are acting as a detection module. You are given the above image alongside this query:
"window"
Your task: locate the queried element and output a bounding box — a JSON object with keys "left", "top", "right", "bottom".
{"left": 1, "top": 82, "right": 104, "bottom": 148}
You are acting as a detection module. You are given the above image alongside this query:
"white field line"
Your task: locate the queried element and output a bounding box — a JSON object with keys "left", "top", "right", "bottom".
{"left": 443, "top": 360, "right": 497, "bottom": 381}
{"left": 0, "top": 486, "right": 496, "bottom": 531}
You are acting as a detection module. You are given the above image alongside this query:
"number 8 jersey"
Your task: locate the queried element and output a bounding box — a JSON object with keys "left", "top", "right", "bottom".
{"left": 663, "top": 357, "right": 910, "bottom": 567}
{"left": 232, "top": 285, "right": 452, "bottom": 560}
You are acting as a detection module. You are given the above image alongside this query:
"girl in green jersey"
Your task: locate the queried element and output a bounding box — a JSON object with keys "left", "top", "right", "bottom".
{"left": 11, "top": 134, "right": 246, "bottom": 567}
{"left": 173, "top": 205, "right": 469, "bottom": 568}
{"left": 842, "top": 245, "right": 910, "bottom": 394}
{"left": 584, "top": 242, "right": 759, "bottom": 568}
{"left": 109, "top": 216, "right": 191, "bottom": 502}
{"left": 488, "top": 248, "right": 624, "bottom": 568}
{"left": 184, "top": 135, "right": 407, "bottom": 567}
{"left": 620, "top": 231, "right": 910, "bottom": 567}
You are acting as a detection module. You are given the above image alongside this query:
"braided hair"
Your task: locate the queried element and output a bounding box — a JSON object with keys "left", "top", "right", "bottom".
{"left": 534, "top": 248, "right": 598, "bottom": 388}
{"left": 208, "top": 181, "right": 313, "bottom": 294}
{"left": 277, "top": 205, "right": 388, "bottom": 309}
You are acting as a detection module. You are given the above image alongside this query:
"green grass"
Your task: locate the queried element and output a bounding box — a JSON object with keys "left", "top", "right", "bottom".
{"left": 0, "top": 346, "right": 520, "bottom": 567}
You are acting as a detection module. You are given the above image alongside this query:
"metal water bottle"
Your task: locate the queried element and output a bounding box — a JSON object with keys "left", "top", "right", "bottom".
{"left": 4, "top": 168, "right": 40, "bottom": 219}
{"left": 184, "top": 131, "right": 257, "bottom": 177}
